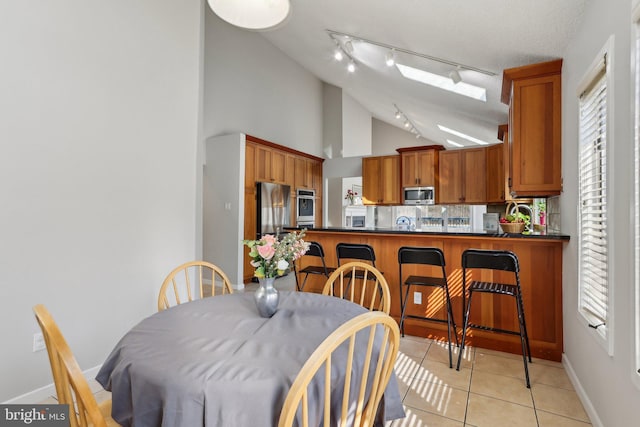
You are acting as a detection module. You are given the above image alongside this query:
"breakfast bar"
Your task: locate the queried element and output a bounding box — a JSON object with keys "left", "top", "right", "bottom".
{"left": 293, "top": 227, "right": 570, "bottom": 362}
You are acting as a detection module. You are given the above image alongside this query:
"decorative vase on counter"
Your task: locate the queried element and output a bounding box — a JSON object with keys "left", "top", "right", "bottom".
{"left": 254, "top": 277, "right": 279, "bottom": 318}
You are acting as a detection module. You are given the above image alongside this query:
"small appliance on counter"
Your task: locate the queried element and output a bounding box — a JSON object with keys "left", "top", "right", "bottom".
{"left": 344, "top": 205, "right": 367, "bottom": 228}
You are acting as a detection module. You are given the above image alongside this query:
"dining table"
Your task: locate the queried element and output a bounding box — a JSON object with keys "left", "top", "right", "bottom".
{"left": 96, "top": 291, "right": 405, "bottom": 427}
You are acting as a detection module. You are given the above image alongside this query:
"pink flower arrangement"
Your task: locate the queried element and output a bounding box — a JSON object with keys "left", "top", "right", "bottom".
{"left": 345, "top": 189, "right": 357, "bottom": 203}
{"left": 243, "top": 230, "right": 310, "bottom": 278}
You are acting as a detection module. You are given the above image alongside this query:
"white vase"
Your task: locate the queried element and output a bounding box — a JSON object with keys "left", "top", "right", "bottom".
{"left": 254, "top": 277, "right": 279, "bottom": 318}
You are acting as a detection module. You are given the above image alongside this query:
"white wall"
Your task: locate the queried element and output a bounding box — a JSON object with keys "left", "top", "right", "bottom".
{"left": 203, "top": 134, "right": 246, "bottom": 287}
{"left": 372, "top": 118, "right": 441, "bottom": 155}
{"left": 560, "top": 0, "right": 640, "bottom": 425}
{"left": 323, "top": 83, "right": 343, "bottom": 159}
{"left": 341, "top": 93, "right": 372, "bottom": 158}
{"left": 0, "top": 0, "right": 203, "bottom": 401}
{"left": 202, "top": 10, "right": 323, "bottom": 157}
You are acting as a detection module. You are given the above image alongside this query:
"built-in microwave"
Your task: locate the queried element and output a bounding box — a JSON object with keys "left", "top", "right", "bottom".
{"left": 296, "top": 189, "right": 315, "bottom": 226}
{"left": 403, "top": 186, "right": 435, "bottom": 205}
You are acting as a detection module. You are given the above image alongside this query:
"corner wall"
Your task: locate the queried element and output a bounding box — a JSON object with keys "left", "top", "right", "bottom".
{"left": 560, "top": 0, "right": 640, "bottom": 425}
{"left": 0, "top": 0, "right": 203, "bottom": 401}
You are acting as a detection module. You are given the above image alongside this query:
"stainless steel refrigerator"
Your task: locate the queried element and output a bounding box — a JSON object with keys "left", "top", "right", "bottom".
{"left": 256, "top": 182, "right": 291, "bottom": 237}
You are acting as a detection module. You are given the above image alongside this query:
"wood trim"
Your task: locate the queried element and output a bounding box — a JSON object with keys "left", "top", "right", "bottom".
{"left": 245, "top": 134, "right": 325, "bottom": 162}
{"left": 501, "top": 59, "right": 563, "bottom": 104}
{"left": 396, "top": 145, "right": 446, "bottom": 154}
{"left": 497, "top": 124, "right": 508, "bottom": 141}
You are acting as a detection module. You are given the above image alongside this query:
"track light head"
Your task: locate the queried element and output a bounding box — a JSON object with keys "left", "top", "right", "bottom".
{"left": 347, "top": 60, "right": 356, "bottom": 73}
{"left": 395, "top": 111, "right": 402, "bottom": 120}
{"left": 385, "top": 49, "right": 396, "bottom": 67}
{"left": 334, "top": 49, "right": 344, "bottom": 61}
{"left": 404, "top": 120, "right": 410, "bottom": 128}
{"left": 344, "top": 40, "right": 354, "bottom": 54}
{"left": 449, "top": 68, "right": 462, "bottom": 84}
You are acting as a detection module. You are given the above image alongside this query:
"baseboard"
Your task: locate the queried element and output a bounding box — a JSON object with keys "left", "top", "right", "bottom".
{"left": 562, "top": 354, "right": 603, "bottom": 427}
{"left": 3, "top": 365, "right": 102, "bottom": 404}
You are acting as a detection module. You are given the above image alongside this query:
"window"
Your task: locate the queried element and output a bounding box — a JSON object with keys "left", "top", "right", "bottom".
{"left": 577, "top": 40, "right": 612, "bottom": 351}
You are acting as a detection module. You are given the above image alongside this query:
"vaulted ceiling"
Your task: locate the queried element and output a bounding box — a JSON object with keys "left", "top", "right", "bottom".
{"left": 258, "top": 0, "right": 586, "bottom": 149}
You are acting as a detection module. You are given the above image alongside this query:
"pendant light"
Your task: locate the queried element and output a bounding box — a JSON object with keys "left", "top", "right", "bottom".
{"left": 208, "top": 0, "right": 291, "bottom": 31}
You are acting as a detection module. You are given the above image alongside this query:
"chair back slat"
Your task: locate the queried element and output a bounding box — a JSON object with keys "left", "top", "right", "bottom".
{"left": 278, "top": 312, "right": 400, "bottom": 427}
{"left": 336, "top": 243, "right": 376, "bottom": 265}
{"left": 398, "top": 246, "right": 445, "bottom": 267}
{"left": 158, "top": 261, "right": 233, "bottom": 311}
{"left": 462, "top": 249, "right": 519, "bottom": 272}
{"left": 322, "top": 262, "right": 391, "bottom": 314}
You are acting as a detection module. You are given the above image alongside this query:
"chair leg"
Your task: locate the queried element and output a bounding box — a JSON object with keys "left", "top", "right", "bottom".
{"left": 456, "top": 290, "right": 474, "bottom": 371}
{"left": 515, "top": 291, "right": 531, "bottom": 388}
{"left": 399, "top": 284, "right": 412, "bottom": 337}
{"left": 446, "top": 295, "right": 453, "bottom": 369}
{"left": 299, "top": 273, "right": 310, "bottom": 292}
{"left": 517, "top": 290, "right": 533, "bottom": 363}
{"left": 294, "top": 265, "right": 301, "bottom": 291}
{"left": 444, "top": 286, "right": 459, "bottom": 347}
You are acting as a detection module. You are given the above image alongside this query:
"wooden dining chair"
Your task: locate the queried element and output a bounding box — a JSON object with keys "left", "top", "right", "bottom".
{"left": 33, "top": 304, "right": 120, "bottom": 427}
{"left": 158, "top": 261, "right": 233, "bottom": 311}
{"left": 278, "top": 311, "right": 400, "bottom": 427}
{"left": 322, "top": 262, "right": 391, "bottom": 314}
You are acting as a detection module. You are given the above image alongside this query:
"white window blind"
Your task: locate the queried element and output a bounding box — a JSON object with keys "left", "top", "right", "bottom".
{"left": 578, "top": 56, "right": 608, "bottom": 329}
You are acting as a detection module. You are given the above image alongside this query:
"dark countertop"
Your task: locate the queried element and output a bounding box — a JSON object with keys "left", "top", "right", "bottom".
{"left": 288, "top": 226, "right": 570, "bottom": 241}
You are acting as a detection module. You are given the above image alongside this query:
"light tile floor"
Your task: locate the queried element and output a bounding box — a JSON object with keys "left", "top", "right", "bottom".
{"left": 45, "top": 274, "right": 592, "bottom": 427}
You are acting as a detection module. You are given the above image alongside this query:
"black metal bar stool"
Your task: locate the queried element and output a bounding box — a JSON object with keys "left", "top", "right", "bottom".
{"left": 294, "top": 241, "right": 335, "bottom": 291}
{"left": 335, "top": 243, "right": 381, "bottom": 296}
{"left": 398, "top": 246, "right": 459, "bottom": 368}
{"left": 456, "top": 249, "right": 532, "bottom": 387}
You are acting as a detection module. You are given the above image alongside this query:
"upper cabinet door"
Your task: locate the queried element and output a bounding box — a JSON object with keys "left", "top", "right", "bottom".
{"left": 485, "top": 143, "right": 505, "bottom": 203}
{"left": 502, "top": 59, "right": 562, "bottom": 197}
{"left": 400, "top": 150, "right": 437, "bottom": 188}
{"left": 363, "top": 155, "right": 400, "bottom": 205}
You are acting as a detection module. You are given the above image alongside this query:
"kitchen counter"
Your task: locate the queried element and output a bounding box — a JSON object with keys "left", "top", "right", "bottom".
{"left": 290, "top": 227, "right": 568, "bottom": 361}
{"left": 289, "top": 226, "right": 570, "bottom": 241}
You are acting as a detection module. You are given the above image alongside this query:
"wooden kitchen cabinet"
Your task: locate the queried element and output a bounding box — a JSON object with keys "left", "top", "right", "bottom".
{"left": 502, "top": 59, "right": 562, "bottom": 197}
{"left": 486, "top": 142, "right": 505, "bottom": 203}
{"left": 254, "top": 144, "right": 286, "bottom": 183}
{"left": 400, "top": 150, "right": 438, "bottom": 187}
{"left": 294, "top": 156, "right": 314, "bottom": 189}
{"left": 362, "top": 155, "right": 401, "bottom": 205}
{"left": 439, "top": 148, "right": 486, "bottom": 204}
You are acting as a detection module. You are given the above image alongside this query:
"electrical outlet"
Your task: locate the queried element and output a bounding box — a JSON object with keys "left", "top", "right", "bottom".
{"left": 33, "top": 333, "right": 46, "bottom": 352}
{"left": 413, "top": 291, "right": 422, "bottom": 305}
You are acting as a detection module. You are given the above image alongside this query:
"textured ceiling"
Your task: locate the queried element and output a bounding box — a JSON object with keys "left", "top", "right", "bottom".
{"left": 258, "top": 0, "right": 586, "bottom": 150}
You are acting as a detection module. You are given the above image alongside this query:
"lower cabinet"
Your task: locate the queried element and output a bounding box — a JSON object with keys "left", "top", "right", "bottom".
{"left": 302, "top": 230, "right": 566, "bottom": 362}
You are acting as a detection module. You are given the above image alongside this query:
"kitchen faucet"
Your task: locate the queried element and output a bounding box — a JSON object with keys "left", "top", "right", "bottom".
{"left": 509, "top": 203, "right": 533, "bottom": 233}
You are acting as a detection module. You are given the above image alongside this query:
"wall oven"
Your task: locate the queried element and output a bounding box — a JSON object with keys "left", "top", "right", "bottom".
{"left": 296, "top": 189, "right": 315, "bottom": 227}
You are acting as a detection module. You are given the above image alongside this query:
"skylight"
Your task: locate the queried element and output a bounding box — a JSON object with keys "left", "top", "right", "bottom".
{"left": 396, "top": 63, "right": 487, "bottom": 102}
{"left": 438, "top": 125, "right": 489, "bottom": 145}
{"left": 446, "top": 139, "right": 464, "bottom": 148}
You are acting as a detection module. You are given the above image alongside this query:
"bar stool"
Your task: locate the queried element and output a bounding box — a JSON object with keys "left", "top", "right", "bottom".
{"left": 398, "top": 247, "right": 458, "bottom": 368}
{"left": 336, "top": 243, "right": 377, "bottom": 268}
{"left": 294, "top": 242, "right": 336, "bottom": 291}
{"left": 456, "top": 249, "right": 532, "bottom": 387}
{"left": 335, "top": 243, "right": 381, "bottom": 297}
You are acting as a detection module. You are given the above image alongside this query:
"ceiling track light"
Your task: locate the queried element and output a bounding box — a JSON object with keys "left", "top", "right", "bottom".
{"left": 328, "top": 33, "right": 357, "bottom": 72}
{"left": 394, "top": 103, "right": 424, "bottom": 139}
{"left": 326, "top": 29, "right": 497, "bottom": 76}
{"left": 385, "top": 49, "right": 396, "bottom": 67}
{"left": 449, "top": 67, "right": 462, "bottom": 84}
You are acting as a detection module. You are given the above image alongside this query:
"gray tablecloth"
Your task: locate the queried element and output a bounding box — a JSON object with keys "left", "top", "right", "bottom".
{"left": 96, "top": 291, "right": 405, "bottom": 427}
